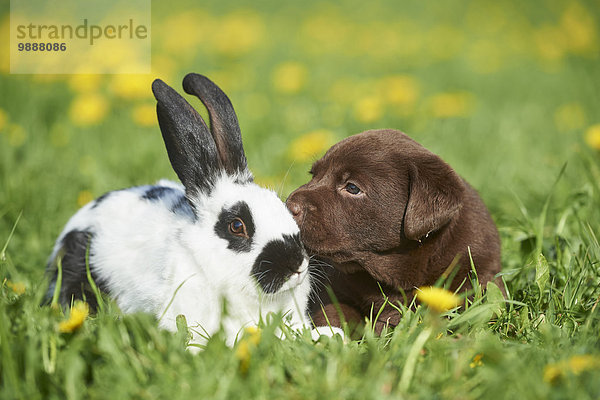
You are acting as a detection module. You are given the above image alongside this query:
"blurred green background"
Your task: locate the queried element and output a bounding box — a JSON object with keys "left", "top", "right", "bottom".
{"left": 2, "top": 2, "right": 600, "bottom": 398}
{"left": 0, "top": 0, "right": 599, "bottom": 276}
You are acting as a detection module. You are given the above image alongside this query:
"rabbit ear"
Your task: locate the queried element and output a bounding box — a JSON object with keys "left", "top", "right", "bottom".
{"left": 152, "top": 78, "right": 220, "bottom": 195}
{"left": 182, "top": 73, "right": 250, "bottom": 179}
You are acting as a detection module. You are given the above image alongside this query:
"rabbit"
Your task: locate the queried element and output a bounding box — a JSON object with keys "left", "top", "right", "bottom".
{"left": 45, "top": 73, "right": 312, "bottom": 347}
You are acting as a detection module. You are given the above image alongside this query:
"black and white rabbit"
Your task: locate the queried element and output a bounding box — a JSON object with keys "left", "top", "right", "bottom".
{"left": 45, "top": 73, "right": 312, "bottom": 346}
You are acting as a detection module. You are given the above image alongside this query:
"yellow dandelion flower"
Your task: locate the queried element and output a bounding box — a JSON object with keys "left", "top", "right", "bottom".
{"left": 560, "top": 1, "right": 598, "bottom": 55}
{"left": 543, "top": 364, "right": 563, "bottom": 384}
{"left": 584, "top": 124, "right": 600, "bottom": 150}
{"left": 213, "top": 11, "right": 265, "bottom": 56}
{"left": 288, "top": 129, "right": 335, "bottom": 162}
{"left": 6, "top": 123, "right": 27, "bottom": 147}
{"left": 244, "top": 326, "right": 261, "bottom": 346}
{"left": 272, "top": 62, "right": 308, "bottom": 94}
{"left": 86, "top": 37, "right": 148, "bottom": 74}
{"left": 132, "top": 104, "right": 156, "bottom": 127}
{"left": 69, "top": 94, "right": 109, "bottom": 126}
{"left": 6, "top": 280, "right": 26, "bottom": 295}
{"left": 416, "top": 287, "right": 460, "bottom": 313}
{"left": 110, "top": 74, "right": 153, "bottom": 100}
{"left": 236, "top": 339, "right": 251, "bottom": 374}
{"left": 68, "top": 74, "right": 102, "bottom": 93}
{"left": 379, "top": 75, "right": 420, "bottom": 107}
{"left": 235, "top": 327, "right": 261, "bottom": 374}
{"left": 77, "top": 190, "right": 94, "bottom": 207}
{"left": 428, "top": 92, "right": 475, "bottom": 118}
{"left": 567, "top": 354, "right": 600, "bottom": 375}
{"left": 469, "top": 353, "right": 484, "bottom": 368}
{"left": 0, "top": 108, "right": 7, "bottom": 131}
{"left": 554, "top": 103, "right": 586, "bottom": 132}
{"left": 58, "top": 302, "right": 89, "bottom": 333}
{"left": 159, "top": 11, "right": 212, "bottom": 54}
{"left": 354, "top": 96, "right": 384, "bottom": 123}
{"left": 544, "top": 354, "right": 600, "bottom": 385}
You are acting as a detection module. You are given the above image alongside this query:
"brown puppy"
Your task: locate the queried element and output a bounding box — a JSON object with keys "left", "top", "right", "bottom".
{"left": 286, "top": 129, "right": 501, "bottom": 333}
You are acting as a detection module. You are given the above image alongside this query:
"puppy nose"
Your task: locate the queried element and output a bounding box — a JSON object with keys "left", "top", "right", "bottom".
{"left": 287, "top": 200, "right": 303, "bottom": 219}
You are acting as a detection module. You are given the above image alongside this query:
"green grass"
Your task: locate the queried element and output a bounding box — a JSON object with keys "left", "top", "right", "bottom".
{"left": 2, "top": 0, "right": 600, "bottom": 398}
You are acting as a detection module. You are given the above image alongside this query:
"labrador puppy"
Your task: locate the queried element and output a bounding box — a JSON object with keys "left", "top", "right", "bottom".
{"left": 286, "top": 129, "right": 502, "bottom": 333}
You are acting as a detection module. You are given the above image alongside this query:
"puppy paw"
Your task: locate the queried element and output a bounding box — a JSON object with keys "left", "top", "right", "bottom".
{"left": 311, "top": 326, "right": 345, "bottom": 341}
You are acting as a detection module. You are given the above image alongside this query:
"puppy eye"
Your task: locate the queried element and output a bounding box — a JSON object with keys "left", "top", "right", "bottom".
{"left": 229, "top": 218, "right": 247, "bottom": 237}
{"left": 344, "top": 183, "right": 361, "bottom": 195}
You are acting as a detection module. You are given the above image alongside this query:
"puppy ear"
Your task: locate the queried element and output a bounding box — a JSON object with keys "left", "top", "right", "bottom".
{"left": 403, "top": 155, "right": 464, "bottom": 241}
{"left": 182, "top": 73, "right": 250, "bottom": 180}
{"left": 152, "top": 78, "right": 220, "bottom": 196}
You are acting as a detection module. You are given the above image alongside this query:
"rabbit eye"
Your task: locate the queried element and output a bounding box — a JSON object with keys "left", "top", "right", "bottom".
{"left": 215, "top": 201, "right": 255, "bottom": 251}
{"left": 229, "top": 218, "right": 247, "bottom": 237}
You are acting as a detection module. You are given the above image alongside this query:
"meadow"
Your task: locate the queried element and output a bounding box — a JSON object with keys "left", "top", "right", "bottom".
{"left": 1, "top": 0, "right": 600, "bottom": 398}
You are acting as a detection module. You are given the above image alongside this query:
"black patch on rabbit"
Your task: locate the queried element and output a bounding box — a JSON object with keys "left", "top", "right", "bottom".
{"left": 46, "top": 229, "right": 107, "bottom": 311}
{"left": 143, "top": 186, "right": 176, "bottom": 201}
{"left": 214, "top": 201, "right": 255, "bottom": 252}
{"left": 91, "top": 192, "right": 113, "bottom": 209}
{"left": 252, "top": 234, "right": 305, "bottom": 293}
{"left": 170, "top": 195, "right": 196, "bottom": 220}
